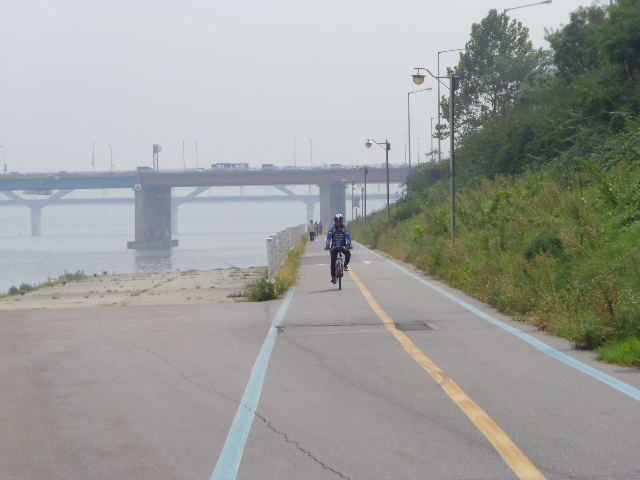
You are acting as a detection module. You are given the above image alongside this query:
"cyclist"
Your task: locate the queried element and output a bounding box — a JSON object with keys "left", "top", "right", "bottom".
{"left": 324, "top": 214, "right": 352, "bottom": 284}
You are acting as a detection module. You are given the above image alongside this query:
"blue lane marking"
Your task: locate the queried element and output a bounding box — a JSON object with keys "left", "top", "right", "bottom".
{"left": 210, "top": 287, "right": 296, "bottom": 480}
{"left": 358, "top": 243, "right": 640, "bottom": 402}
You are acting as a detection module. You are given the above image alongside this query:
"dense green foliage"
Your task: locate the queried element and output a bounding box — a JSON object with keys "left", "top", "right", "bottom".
{"left": 447, "top": 0, "right": 640, "bottom": 183}
{"left": 352, "top": 2, "right": 640, "bottom": 366}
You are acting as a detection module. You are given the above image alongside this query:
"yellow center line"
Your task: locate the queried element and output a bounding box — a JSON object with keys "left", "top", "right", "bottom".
{"left": 348, "top": 267, "right": 546, "bottom": 480}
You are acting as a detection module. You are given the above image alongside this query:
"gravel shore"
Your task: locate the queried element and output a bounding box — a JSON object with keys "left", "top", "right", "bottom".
{"left": 0, "top": 267, "right": 267, "bottom": 310}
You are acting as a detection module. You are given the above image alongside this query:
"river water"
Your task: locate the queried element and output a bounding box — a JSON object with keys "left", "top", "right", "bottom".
{"left": 0, "top": 225, "right": 291, "bottom": 295}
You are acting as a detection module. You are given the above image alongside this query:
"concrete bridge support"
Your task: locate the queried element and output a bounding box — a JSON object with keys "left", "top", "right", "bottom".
{"left": 306, "top": 203, "right": 315, "bottom": 223}
{"left": 171, "top": 205, "right": 178, "bottom": 235}
{"left": 319, "top": 181, "right": 346, "bottom": 229}
{"left": 127, "top": 185, "right": 178, "bottom": 249}
{"left": 30, "top": 208, "right": 42, "bottom": 237}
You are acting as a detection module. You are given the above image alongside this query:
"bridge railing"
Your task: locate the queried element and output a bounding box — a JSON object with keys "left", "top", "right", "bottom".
{"left": 266, "top": 224, "right": 306, "bottom": 279}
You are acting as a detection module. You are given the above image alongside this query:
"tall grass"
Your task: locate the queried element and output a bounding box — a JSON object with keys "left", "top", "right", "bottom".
{"left": 351, "top": 146, "right": 640, "bottom": 365}
{"left": 2, "top": 270, "right": 86, "bottom": 297}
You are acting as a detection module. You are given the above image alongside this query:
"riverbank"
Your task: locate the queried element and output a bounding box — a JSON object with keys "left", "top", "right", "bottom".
{"left": 0, "top": 268, "right": 267, "bottom": 310}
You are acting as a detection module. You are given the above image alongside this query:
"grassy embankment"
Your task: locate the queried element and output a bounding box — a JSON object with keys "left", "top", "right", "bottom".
{"left": 351, "top": 145, "right": 640, "bottom": 367}
{"left": 1, "top": 270, "right": 87, "bottom": 298}
{"left": 242, "top": 235, "right": 307, "bottom": 301}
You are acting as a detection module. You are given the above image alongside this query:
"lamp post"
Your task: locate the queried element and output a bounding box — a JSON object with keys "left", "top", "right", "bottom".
{"left": 437, "top": 49, "right": 464, "bottom": 163}
{"left": 363, "top": 167, "right": 368, "bottom": 224}
{"left": 412, "top": 67, "right": 460, "bottom": 240}
{"left": 182, "top": 139, "right": 186, "bottom": 172}
{"left": 365, "top": 139, "right": 391, "bottom": 221}
{"left": 504, "top": 0, "right": 551, "bottom": 14}
{"left": 109, "top": 144, "right": 113, "bottom": 171}
{"left": 1, "top": 145, "right": 5, "bottom": 174}
{"left": 351, "top": 166, "right": 369, "bottom": 224}
{"left": 194, "top": 142, "right": 198, "bottom": 169}
{"left": 342, "top": 178, "right": 357, "bottom": 221}
{"left": 407, "top": 87, "right": 432, "bottom": 168}
{"left": 430, "top": 118, "right": 436, "bottom": 161}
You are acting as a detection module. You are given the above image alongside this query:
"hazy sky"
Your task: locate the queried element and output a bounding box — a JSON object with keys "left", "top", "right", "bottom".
{"left": 1, "top": 0, "right": 599, "bottom": 174}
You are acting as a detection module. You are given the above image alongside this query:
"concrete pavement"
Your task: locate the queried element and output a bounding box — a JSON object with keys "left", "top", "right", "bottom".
{"left": 1, "top": 239, "right": 639, "bottom": 479}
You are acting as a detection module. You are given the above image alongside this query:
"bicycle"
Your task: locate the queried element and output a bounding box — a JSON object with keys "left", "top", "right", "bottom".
{"left": 334, "top": 248, "right": 344, "bottom": 290}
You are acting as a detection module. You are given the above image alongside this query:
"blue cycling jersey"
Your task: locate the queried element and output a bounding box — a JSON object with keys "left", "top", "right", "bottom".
{"left": 326, "top": 223, "right": 352, "bottom": 248}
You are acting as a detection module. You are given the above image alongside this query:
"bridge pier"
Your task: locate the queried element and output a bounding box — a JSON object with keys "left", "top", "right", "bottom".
{"left": 171, "top": 205, "right": 178, "bottom": 235}
{"left": 127, "top": 185, "right": 178, "bottom": 249}
{"left": 306, "top": 203, "right": 315, "bottom": 223}
{"left": 319, "top": 181, "right": 346, "bottom": 229}
{"left": 30, "top": 208, "right": 42, "bottom": 237}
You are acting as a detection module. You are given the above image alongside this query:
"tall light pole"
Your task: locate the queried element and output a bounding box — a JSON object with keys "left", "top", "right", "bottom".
{"left": 1, "top": 145, "right": 5, "bottom": 174}
{"left": 504, "top": 0, "right": 552, "bottom": 14}
{"left": 407, "top": 87, "right": 432, "bottom": 168}
{"left": 430, "top": 118, "right": 436, "bottom": 161}
{"left": 194, "top": 141, "right": 198, "bottom": 169}
{"left": 109, "top": 144, "right": 113, "bottom": 171}
{"left": 412, "top": 67, "right": 460, "bottom": 240}
{"left": 92, "top": 142, "right": 96, "bottom": 172}
{"left": 437, "top": 49, "right": 464, "bottom": 163}
{"left": 365, "top": 139, "right": 391, "bottom": 221}
{"left": 342, "top": 178, "right": 356, "bottom": 221}
{"left": 363, "top": 167, "right": 368, "bottom": 225}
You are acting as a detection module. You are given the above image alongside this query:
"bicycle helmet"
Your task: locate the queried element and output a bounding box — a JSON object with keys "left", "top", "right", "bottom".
{"left": 334, "top": 214, "right": 344, "bottom": 222}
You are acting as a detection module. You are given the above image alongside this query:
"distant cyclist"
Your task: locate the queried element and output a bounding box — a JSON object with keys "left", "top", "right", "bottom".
{"left": 324, "top": 214, "right": 352, "bottom": 284}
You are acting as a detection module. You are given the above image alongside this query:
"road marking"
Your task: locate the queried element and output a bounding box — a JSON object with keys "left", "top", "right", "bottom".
{"left": 357, "top": 243, "right": 640, "bottom": 402}
{"left": 210, "top": 287, "right": 296, "bottom": 480}
{"left": 349, "top": 267, "right": 547, "bottom": 480}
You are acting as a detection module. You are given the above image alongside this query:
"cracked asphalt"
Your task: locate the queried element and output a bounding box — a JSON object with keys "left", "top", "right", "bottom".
{"left": 1, "top": 240, "right": 639, "bottom": 479}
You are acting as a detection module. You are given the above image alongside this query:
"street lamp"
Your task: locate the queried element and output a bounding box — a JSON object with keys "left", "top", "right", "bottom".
{"left": 351, "top": 165, "right": 369, "bottom": 224}
{"left": 342, "top": 178, "right": 357, "bottom": 221}
{"left": 194, "top": 141, "right": 199, "bottom": 169}
{"left": 1, "top": 145, "right": 5, "bottom": 174}
{"left": 109, "top": 144, "right": 113, "bottom": 171}
{"left": 434, "top": 49, "right": 464, "bottom": 163}
{"left": 430, "top": 118, "right": 436, "bottom": 161}
{"left": 412, "top": 67, "right": 460, "bottom": 240}
{"left": 365, "top": 139, "right": 391, "bottom": 221}
{"left": 504, "top": 0, "right": 551, "bottom": 14}
{"left": 407, "top": 87, "right": 432, "bottom": 168}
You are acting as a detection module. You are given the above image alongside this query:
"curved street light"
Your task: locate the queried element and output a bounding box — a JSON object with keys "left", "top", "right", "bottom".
{"left": 504, "top": 0, "right": 552, "bottom": 14}
{"left": 365, "top": 139, "right": 391, "bottom": 221}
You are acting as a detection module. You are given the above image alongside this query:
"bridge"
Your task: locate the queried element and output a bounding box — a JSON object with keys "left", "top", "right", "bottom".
{"left": 0, "top": 165, "right": 411, "bottom": 248}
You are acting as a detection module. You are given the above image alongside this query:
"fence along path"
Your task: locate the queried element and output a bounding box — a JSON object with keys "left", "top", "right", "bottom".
{"left": 266, "top": 224, "right": 306, "bottom": 279}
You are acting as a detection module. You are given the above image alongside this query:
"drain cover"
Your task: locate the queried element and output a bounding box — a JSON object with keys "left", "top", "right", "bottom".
{"left": 395, "top": 322, "right": 434, "bottom": 331}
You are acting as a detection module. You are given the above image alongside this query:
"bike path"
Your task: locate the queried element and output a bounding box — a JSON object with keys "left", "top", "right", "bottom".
{"left": 229, "top": 240, "right": 640, "bottom": 479}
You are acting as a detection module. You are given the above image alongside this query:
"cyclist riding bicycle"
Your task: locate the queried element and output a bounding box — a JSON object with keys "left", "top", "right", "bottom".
{"left": 324, "top": 214, "right": 352, "bottom": 284}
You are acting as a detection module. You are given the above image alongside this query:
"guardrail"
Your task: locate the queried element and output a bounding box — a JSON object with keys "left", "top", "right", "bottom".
{"left": 266, "top": 224, "right": 306, "bottom": 279}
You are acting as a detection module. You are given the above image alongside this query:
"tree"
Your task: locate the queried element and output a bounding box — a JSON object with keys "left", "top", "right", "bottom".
{"left": 546, "top": 5, "right": 606, "bottom": 79}
{"left": 445, "top": 9, "right": 545, "bottom": 136}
